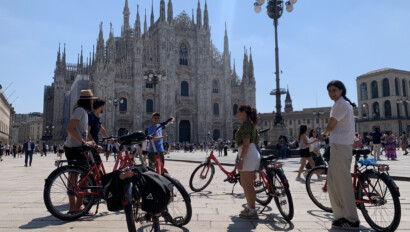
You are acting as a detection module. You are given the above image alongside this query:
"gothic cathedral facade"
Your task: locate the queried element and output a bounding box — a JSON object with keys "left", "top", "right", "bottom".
{"left": 45, "top": 0, "right": 256, "bottom": 143}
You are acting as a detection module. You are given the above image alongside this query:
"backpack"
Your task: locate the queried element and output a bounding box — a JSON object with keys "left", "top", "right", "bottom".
{"left": 101, "top": 170, "right": 125, "bottom": 211}
{"left": 134, "top": 171, "right": 173, "bottom": 214}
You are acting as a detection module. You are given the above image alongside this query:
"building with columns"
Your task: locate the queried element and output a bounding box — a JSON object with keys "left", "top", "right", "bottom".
{"left": 0, "top": 85, "right": 14, "bottom": 144}
{"left": 356, "top": 68, "right": 410, "bottom": 136}
{"left": 44, "top": 0, "right": 256, "bottom": 144}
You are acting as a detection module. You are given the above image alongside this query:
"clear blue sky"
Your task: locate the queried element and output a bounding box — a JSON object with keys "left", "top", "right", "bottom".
{"left": 1, "top": 0, "right": 410, "bottom": 114}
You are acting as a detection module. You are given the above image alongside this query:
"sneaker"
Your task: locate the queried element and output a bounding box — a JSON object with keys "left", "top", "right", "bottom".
{"left": 239, "top": 208, "right": 258, "bottom": 219}
{"left": 239, "top": 208, "right": 249, "bottom": 215}
{"left": 295, "top": 176, "right": 302, "bottom": 181}
{"left": 332, "top": 218, "right": 360, "bottom": 230}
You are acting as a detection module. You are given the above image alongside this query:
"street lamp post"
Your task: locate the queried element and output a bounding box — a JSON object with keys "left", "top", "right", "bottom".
{"left": 255, "top": 0, "right": 297, "bottom": 125}
{"left": 108, "top": 97, "right": 118, "bottom": 136}
{"left": 396, "top": 98, "right": 410, "bottom": 134}
{"left": 143, "top": 70, "right": 167, "bottom": 112}
{"left": 312, "top": 111, "right": 324, "bottom": 132}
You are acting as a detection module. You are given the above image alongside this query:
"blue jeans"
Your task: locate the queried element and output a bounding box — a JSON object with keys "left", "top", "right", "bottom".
{"left": 279, "top": 145, "right": 287, "bottom": 159}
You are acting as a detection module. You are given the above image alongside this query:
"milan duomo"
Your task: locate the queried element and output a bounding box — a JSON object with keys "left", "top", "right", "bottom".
{"left": 44, "top": 0, "right": 256, "bottom": 144}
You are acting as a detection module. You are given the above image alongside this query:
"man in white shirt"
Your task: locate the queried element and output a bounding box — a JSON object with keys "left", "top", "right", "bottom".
{"left": 322, "top": 81, "right": 360, "bottom": 230}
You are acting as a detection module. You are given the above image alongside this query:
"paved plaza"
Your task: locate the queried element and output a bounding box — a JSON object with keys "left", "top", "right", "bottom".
{"left": 0, "top": 149, "right": 409, "bottom": 231}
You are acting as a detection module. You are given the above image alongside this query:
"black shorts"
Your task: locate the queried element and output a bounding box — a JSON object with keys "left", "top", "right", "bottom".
{"left": 299, "top": 148, "right": 311, "bottom": 158}
{"left": 64, "top": 146, "right": 89, "bottom": 168}
{"left": 142, "top": 151, "right": 148, "bottom": 155}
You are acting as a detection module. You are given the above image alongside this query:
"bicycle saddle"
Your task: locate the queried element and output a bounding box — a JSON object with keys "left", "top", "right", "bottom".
{"left": 118, "top": 131, "right": 146, "bottom": 145}
{"left": 261, "top": 155, "right": 276, "bottom": 162}
{"left": 353, "top": 148, "right": 371, "bottom": 155}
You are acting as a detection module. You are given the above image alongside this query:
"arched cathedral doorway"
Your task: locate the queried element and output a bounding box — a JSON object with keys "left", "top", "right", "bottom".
{"left": 179, "top": 120, "right": 191, "bottom": 142}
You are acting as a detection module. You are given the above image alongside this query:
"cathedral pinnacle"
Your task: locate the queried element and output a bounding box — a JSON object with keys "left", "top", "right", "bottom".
{"left": 62, "top": 43, "right": 66, "bottom": 65}
{"left": 144, "top": 9, "right": 147, "bottom": 34}
{"left": 135, "top": 4, "right": 141, "bottom": 39}
{"left": 224, "top": 22, "right": 229, "bottom": 54}
{"left": 204, "top": 0, "right": 209, "bottom": 29}
{"left": 123, "top": 0, "right": 130, "bottom": 35}
{"left": 160, "top": 0, "right": 165, "bottom": 22}
{"left": 196, "top": 0, "right": 202, "bottom": 28}
{"left": 56, "top": 43, "right": 61, "bottom": 65}
{"left": 167, "top": 0, "right": 173, "bottom": 23}
{"left": 243, "top": 46, "right": 248, "bottom": 80}
{"left": 150, "top": 0, "right": 154, "bottom": 27}
{"left": 248, "top": 47, "right": 254, "bottom": 79}
{"left": 80, "top": 45, "right": 84, "bottom": 66}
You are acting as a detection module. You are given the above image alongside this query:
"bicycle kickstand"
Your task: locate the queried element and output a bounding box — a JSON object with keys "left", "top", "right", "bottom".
{"left": 231, "top": 182, "right": 237, "bottom": 195}
{"left": 259, "top": 205, "right": 268, "bottom": 214}
{"left": 94, "top": 197, "right": 101, "bottom": 214}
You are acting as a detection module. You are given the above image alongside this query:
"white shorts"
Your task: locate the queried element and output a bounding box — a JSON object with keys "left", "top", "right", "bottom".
{"left": 237, "top": 143, "right": 260, "bottom": 171}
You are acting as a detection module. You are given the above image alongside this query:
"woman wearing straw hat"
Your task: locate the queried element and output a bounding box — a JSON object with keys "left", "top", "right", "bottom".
{"left": 64, "top": 89, "right": 98, "bottom": 215}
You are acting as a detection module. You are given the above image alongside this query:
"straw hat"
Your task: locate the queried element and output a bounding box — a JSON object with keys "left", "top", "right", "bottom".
{"left": 78, "top": 89, "right": 98, "bottom": 99}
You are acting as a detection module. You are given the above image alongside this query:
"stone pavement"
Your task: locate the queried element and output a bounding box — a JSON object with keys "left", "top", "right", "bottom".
{"left": 0, "top": 150, "right": 408, "bottom": 232}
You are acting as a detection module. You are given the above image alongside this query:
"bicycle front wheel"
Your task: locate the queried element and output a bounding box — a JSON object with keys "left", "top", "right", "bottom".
{"left": 272, "top": 169, "right": 294, "bottom": 221}
{"left": 357, "top": 171, "right": 401, "bottom": 232}
{"left": 305, "top": 166, "right": 332, "bottom": 212}
{"left": 254, "top": 171, "right": 272, "bottom": 206}
{"left": 189, "top": 163, "right": 215, "bottom": 192}
{"left": 43, "top": 166, "right": 97, "bottom": 221}
{"left": 163, "top": 173, "right": 192, "bottom": 226}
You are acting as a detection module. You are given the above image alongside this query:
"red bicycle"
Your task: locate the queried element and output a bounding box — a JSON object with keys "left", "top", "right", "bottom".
{"left": 189, "top": 135, "right": 294, "bottom": 221}
{"left": 305, "top": 148, "right": 401, "bottom": 232}
{"left": 121, "top": 118, "right": 192, "bottom": 232}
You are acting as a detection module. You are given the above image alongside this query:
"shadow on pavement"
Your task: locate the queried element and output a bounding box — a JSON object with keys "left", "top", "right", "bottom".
{"left": 137, "top": 223, "right": 189, "bottom": 232}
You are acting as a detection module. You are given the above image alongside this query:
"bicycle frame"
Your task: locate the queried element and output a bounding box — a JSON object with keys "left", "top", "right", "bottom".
{"left": 203, "top": 149, "right": 238, "bottom": 180}
{"left": 319, "top": 154, "right": 397, "bottom": 205}
{"left": 113, "top": 149, "right": 134, "bottom": 171}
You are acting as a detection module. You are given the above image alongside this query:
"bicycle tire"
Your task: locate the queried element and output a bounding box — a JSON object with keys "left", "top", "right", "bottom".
{"left": 305, "top": 166, "right": 332, "bottom": 212}
{"left": 357, "top": 170, "right": 401, "bottom": 232}
{"left": 271, "top": 169, "right": 294, "bottom": 221}
{"left": 254, "top": 171, "right": 272, "bottom": 206}
{"left": 163, "top": 173, "right": 192, "bottom": 226}
{"left": 124, "top": 182, "right": 137, "bottom": 232}
{"left": 189, "top": 163, "right": 215, "bottom": 192}
{"left": 43, "top": 165, "right": 97, "bottom": 221}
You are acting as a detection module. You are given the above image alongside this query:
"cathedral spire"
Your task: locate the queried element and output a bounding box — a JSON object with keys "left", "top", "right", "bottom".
{"left": 135, "top": 4, "right": 141, "bottom": 39}
{"left": 233, "top": 59, "right": 237, "bottom": 77}
{"left": 167, "top": 0, "right": 173, "bottom": 23}
{"left": 204, "top": 0, "right": 209, "bottom": 29}
{"left": 242, "top": 46, "right": 248, "bottom": 80}
{"left": 223, "top": 22, "right": 229, "bottom": 55}
{"left": 56, "top": 43, "right": 61, "bottom": 66}
{"left": 96, "top": 22, "right": 105, "bottom": 63}
{"left": 160, "top": 0, "right": 165, "bottom": 22}
{"left": 110, "top": 22, "right": 114, "bottom": 37}
{"left": 248, "top": 47, "right": 254, "bottom": 79}
{"left": 62, "top": 43, "right": 66, "bottom": 65}
{"left": 144, "top": 9, "right": 147, "bottom": 34}
{"left": 92, "top": 45, "right": 95, "bottom": 65}
{"left": 123, "top": 0, "right": 130, "bottom": 34}
{"left": 80, "top": 45, "right": 84, "bottom": 66}
{"left": 192, "top": 9, "right": 195, "bottom": 23}
{"left": 89, "top": 52, "right": 92, "bottom": 67}
{"left": 196, "top": 0, "right": 202, "bottom": 28}
{"left": 150, "top": 0, "right": 154, "bottom": 27}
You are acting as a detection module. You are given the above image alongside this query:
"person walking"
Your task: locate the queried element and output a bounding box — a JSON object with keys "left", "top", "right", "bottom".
{"left": 370, "top": 127, "right": 383, "bottom": 160}
{"left": 42, "top": 143, "right": 47, "bottom": 157}
{"left": 23, "top": 136, "right": 35, "bottom": 167}
{"left": 147, "top": 112, "right": 168, "bottom": 169}
{"left": 18, "top": 144, "right": 23, "bottom": 158}
{"left": 296, "top": 126, "right": 318, "bottom": 181}
{"left": 12, "top": 144, "right": 17, "bottom": 158}
{"left": 235, "top": 104, "right": 260, "bottom": 219}
{"left": 57, "top": 143, "right": 64, "bottom": 159}
{"left": 0, "top": 141, "right": 4, "bottom": 161}
{"left": 321, "top": 80, "right": 360, "bottom": 230}
{"left": 64, "top": 89, "right": 97, "bottom": 215}
{"left": 5, "top": 144, "right": 10, "bottom": 156}
{"left": 385, "top": 131, "right": 397, "bottom": 160}
{"left": 400, "top": 132, "right": 408, "bottom": 155}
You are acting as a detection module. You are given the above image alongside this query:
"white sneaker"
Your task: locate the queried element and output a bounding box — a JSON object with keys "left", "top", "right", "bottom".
{"left": 295, "top": 176, "right": 302, "bottom": 181}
